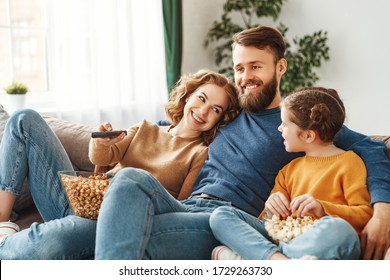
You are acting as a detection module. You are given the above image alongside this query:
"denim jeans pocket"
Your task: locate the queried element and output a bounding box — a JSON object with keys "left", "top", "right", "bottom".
{"left": 182, "top": 198, "right": 231, "bottom": 213}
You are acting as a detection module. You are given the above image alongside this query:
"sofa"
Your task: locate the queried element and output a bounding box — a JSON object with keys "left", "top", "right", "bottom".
{"left": 1, "top": 104, "right": 390, "bottom": 231}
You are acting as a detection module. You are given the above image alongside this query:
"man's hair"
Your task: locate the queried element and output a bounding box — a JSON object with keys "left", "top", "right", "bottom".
{"left": 232, "top": 26, "right": 286, "bottom": 63}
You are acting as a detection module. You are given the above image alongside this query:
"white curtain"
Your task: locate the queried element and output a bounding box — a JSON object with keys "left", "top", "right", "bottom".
{"left": 47, "top": 0, "right": 168, "bottom": 129}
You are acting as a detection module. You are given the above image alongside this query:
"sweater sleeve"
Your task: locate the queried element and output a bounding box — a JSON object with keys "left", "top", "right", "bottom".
{"left": 270, "top": 166, "right": 290, "bottom": 199}
{"left": 88, "top": 123, "right": 139, "bottom": 166}
{"left": 319, "top": 154, "right": 373, "bottom": 234}
{"left": 258, "top": 166, "right": 290, "bottom": 219}
{"left": 334, "top": 125, "right": 390, "bottom": 204}
{"left": 177, "top": 147, "right": 209, "bottom": 200}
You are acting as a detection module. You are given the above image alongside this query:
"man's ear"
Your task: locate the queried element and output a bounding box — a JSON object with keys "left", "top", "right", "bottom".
{"left": 277, "top": 58, "right": 287, "bottom": 76}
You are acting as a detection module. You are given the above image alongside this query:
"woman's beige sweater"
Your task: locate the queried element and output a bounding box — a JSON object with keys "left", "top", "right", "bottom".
{"left": 89, "top": 120, "right": 208, "bottom": 200}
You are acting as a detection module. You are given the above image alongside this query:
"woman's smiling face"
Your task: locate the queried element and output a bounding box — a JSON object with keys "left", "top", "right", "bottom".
{"left": 182, "top": 83, "right": 229, "bottom": 135}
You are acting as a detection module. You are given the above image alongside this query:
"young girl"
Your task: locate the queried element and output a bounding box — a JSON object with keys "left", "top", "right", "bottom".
{"left": 209, "top": 87, "right": 372, "bottom": 260}
{"left": 0, "top": 69, "right": 239, "bottom": 259}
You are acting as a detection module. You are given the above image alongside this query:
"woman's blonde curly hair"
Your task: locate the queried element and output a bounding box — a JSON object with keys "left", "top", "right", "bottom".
{"left": 165, "top": 69, "right": 240, "bottom": 145}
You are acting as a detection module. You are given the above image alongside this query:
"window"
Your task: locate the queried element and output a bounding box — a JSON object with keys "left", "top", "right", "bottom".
{"left": 1, "top": 0, "right": 167, "bottom": 127}
{"left": 0, "top": 0, "right": 48, "bottom": 93}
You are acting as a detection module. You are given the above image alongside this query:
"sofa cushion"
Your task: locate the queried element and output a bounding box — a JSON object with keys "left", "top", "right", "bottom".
{"left": 0, "top": 106, "right": 94, "bottom": 172}
{"left": 43, "top": 116, "right": 94, "bottom": 172}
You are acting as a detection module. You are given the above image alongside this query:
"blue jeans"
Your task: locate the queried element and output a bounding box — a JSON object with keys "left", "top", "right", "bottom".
{"left": 0, "top": 109, "right": 227, "bottom": 260}
{"left": 0, "top": 109, "right": 96, "bottom": 259}
{"left": 95, "top": 167, "right": 230, "bottom": 259}
{"left": 209, "top": 206, "right": 361, "bottom": 260}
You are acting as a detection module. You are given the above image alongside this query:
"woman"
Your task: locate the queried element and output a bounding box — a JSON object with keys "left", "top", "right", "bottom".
{"left": 89, "top": 69, "right": 239, "bottom": 200}
{"left": 0, "top": 69, "right": 239, "bottom": 259}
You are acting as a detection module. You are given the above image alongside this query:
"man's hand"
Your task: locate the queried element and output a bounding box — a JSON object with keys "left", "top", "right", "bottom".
{"left": 361, "top": 202, "right": 390, "bottom": 259}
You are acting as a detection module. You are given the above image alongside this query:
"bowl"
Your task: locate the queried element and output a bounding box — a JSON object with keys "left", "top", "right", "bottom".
{"left": 59, "top": 171, "right": 113, "bottom": 220}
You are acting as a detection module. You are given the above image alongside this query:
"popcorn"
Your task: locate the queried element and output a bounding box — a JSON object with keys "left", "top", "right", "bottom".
{"left": 264, "top": 215, "right": 317, "bottom": 244}
{"left": 60, "top": 174, "right": 110, "bottom": 220}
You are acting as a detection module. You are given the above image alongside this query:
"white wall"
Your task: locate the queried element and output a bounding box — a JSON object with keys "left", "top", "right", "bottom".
{"left": 182, "top": 0, "right": 390, "bottom": 135}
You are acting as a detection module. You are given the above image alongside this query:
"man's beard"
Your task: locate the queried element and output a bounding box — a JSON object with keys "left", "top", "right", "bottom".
{"left": 238, "top": 74, "right": 278, "bottom": 114}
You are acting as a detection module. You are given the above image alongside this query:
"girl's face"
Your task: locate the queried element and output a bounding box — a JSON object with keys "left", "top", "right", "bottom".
{"left": 278, "top": 105, "right": 306, "bottom": 152}
{"left": 183, "top": 83, "right": 229, "bottom": 134}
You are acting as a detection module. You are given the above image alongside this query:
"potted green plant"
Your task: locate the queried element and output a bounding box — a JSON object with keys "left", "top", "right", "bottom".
{"left": 4, "top": 81, "right": 29, "bottom": 112}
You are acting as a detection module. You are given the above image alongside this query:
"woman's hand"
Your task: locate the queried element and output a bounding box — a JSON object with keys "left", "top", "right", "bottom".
{"left": 290, "top": 194, "right": 325, "bottom": 218}
{"left": 94, "top": 122, "right": 126, "bottom": 146}
{"left": 264, "top": 192, "right": 291, "bottom": 219}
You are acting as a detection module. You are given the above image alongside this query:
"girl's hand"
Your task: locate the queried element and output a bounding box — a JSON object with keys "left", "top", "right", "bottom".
{"left": 94, "top": 122, "right": 126, "bottom": 146}
{"left": 290, "top": 194, "right": 325, "bottom": 218}
{"left": 264, "top": 192, "right": 291, "bottom": 219}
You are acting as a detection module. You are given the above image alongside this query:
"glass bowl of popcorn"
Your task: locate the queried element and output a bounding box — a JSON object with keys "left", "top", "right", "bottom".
{"left": 58, "top": 171, "right": 113, "bottom": 220}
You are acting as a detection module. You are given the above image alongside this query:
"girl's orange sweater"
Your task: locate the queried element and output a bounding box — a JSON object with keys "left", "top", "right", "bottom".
{"left": 268, "top": 151, "right": 373, "bottom": 236}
